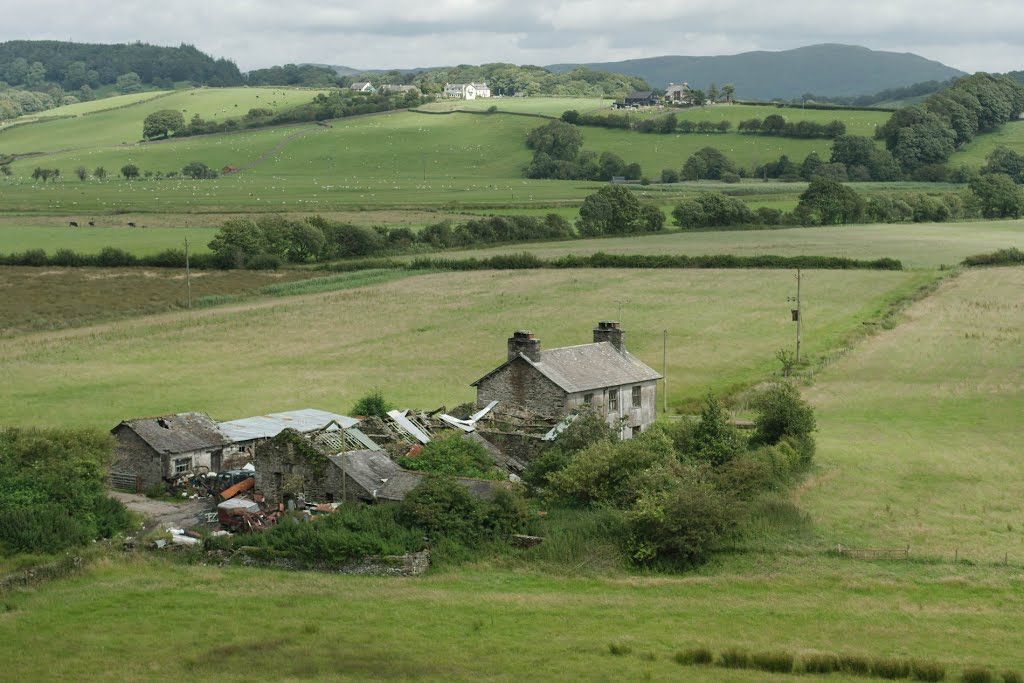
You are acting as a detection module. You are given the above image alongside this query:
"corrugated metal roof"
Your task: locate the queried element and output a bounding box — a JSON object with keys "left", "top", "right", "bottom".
{"left": 113, "top": 412, "right": 228, "bottom": 455}
{"left": 218, "top": 409, "right": 359, "bottom": 443}
{"left": 473, "top": 341, "right": 662, "bottom": 394}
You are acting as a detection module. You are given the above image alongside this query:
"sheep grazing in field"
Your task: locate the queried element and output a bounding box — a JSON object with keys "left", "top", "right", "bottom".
{"left": 69, "top": 221, "right": 79, "bottom": 227}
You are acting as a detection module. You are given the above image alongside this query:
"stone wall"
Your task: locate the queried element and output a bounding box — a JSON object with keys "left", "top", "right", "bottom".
{"left": 478, "top": 430, "right": 548, "bottom": 463}
{"left": 228, "top": 549, "right": 431, "bottom": 576}
{"left": 110, "top": 428, "right": 165, "bottom": 490}
{"left": 254, "top": 431, "right": 368, "bottom": 506}
{"left": 476, "top": 358, "right": 565, "bottom": 417}
{"left": 565, "top": 379, "right": 658, "bottom": 437}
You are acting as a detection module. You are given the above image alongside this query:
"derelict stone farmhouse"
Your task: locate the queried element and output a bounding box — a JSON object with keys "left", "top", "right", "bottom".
{"left": 472, "top": 322, "right": 662, "bottom": 438}
{"left": 110, "top": 412, "right": 229, "bottom": 490}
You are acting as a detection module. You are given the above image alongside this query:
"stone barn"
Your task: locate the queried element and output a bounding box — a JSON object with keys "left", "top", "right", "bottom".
{"left": 254, "top": 430, "right": 506, "bottom": 506}
{"left": 472, "top": 322, "right": 662, "bottom": 439}
{"left": 110, "top": 412, "right": 229, "bottom": 490}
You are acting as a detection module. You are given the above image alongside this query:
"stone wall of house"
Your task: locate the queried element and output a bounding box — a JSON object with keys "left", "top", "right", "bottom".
{"left": 110, "top": 428, "right": 165, "bottom": 490}
{"left": 476, "top": 359, "right": 566, "bottom": 417}
{"left": 565, "top": 379, "right": 659, "bottom": 438}
{"left": 477, "top": 430, "right": 548, "bottom": 463}
{"left": 254, "top": 432, "right": 369, "bottom": 505}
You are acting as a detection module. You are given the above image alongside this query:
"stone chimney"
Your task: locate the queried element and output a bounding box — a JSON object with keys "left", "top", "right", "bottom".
{"left": 507, "top": 330, "right": 541, "bottom": 362}
{"left": 593, "top": 320, "right": 625, "bottom": 353}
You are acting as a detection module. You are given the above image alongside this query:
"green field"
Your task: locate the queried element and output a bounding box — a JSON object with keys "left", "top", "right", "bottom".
{"left": 949, "top": 119, "right": 1024, "bottom": 167}
{"left": 1, "top": 267, "right": 1023, "bottom": 680}
{"left": 0, "top": 86, "right": 323, "bottom": 154}
{"left": 0, "top": 267, "right": 928, "bottom": 427}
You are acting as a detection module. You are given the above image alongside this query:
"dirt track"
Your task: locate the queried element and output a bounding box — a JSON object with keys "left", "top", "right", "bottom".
{"left": 110, "top": 491, "right": 213, "bottom": 530}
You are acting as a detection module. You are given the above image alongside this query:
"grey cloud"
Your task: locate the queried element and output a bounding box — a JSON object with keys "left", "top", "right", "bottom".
{"left": 0, "top": 0, "right": 1020, "bottom": 71}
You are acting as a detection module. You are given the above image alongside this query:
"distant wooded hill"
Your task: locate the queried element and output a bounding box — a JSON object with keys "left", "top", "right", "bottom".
{"left": 0, "top": 40, "right": 243, "bottom": 91}
{"left": 546, "top": 44, "right": 966, "bottom": 100}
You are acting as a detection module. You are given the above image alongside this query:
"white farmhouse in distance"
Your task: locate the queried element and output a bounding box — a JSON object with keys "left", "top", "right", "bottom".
{"left": 443, "top": 82, "right": 491, "bottom": 100}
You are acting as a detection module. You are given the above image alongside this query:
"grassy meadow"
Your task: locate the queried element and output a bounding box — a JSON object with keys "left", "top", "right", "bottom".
{"left": 949, "top": 119, "right": 1024, "bottom": 167}
{"left": 0, "top": 267, "right": 929, "bottom": 427}
{"left": 1, "top": 267, "right": 1023, "bottom": 680}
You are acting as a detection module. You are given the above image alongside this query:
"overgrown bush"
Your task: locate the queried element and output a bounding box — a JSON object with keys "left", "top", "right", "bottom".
{"left": 749, "top": 382, "right": 817, "bottom": 453}
{"left": 349, "top": 390, "right": 395, "bottom": 419}
{"left": 397, "top": 432, "right": 503, "bottom": 480}
{"left": 626, "top": 479, "right": 738, "bottom": 565}
{"left": 1001, "top": 671, "right": 1023, "bottom": 683}
{"left": 0, "top": 427, "right": 133, "bottom": 554}
{"left": 397, "top": 475, "right": 531, "bottom": 545}
{"left": 962, "top": 247, "right": 1024, "bottom": 267}
{"left": 608, "top": 642, "right": 632, "bottom": 656}
{"left": 228, "top": 504, "right": 424, "bottom": 565}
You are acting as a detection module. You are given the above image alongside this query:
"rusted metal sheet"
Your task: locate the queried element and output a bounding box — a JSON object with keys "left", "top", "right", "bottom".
{"left": 219, "top": 476, "right": 255, "bottom": 500}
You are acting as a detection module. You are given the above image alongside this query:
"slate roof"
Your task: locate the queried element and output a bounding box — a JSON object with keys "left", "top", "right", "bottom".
{"left": 113, "top": 412, "right": 228, "bottom": 456}
{"left": 326, "top": 450, "right": 508, "bottom": 502}
{"left": 472, "top": 341, "right": 662, "bottom": 394}
{"left": 626, "top": 91, "right": 655, "bottom": 99}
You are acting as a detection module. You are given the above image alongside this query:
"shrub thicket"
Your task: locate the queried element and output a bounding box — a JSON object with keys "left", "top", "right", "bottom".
{"left": 0, "top": 427, "right": 133, "bottom": 554}
{"left": 349, "top": 390, "right": 395, "bottom": 419}
{"left": 397, "top": 432, "right": 504, "bottom": 480}
{"left": 674, "top": 647, "right": 714, "bottom": 665}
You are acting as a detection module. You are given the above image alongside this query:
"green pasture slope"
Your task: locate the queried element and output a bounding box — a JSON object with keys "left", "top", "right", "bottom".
{"left": 0, "top": 224, "right": 217, "bottom": 255}
{"left": 2, "top": 268, "right": 1023, "bottom": 679}
{"left": 0, "top": 101, "right": 894, "bottom": 214}
{"left": 0, "top": 86, "right": 323, "bottom": 154}
{"left": 419, "top": 96, "right": 612, "bottom": 116}
{"left": 949, "top": 118, "right": 1024, "bottom": 167}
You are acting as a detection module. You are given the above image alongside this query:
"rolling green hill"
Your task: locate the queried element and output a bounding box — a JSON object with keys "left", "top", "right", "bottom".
{"left": 548, "top": 44, "right": 965, "bottom": 100}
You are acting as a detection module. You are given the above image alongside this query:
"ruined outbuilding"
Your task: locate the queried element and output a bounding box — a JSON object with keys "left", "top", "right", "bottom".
{"left": 254, "top": 429, "right": 508, "bottom": 506}
{"left": 472, "top": 322, "right": 662, "bottom": 438}
{"left": 110, "top": 412, "right": 229, "bottom": 491}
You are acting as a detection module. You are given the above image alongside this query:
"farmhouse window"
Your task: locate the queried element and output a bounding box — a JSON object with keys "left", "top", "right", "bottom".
{"left": 583, "top": 393, "right": 593, "bottom": 405}
{"left": 632, "top": 386, "right": 642, "bottom": 408}
{"left": 173, "top": 457, "right": 192, "bottom": 475}
{"left": 609, "top": 389, "right": 619, "bottom": 412}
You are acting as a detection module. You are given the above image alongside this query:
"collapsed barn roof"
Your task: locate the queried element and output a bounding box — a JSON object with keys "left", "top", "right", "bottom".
{"left": 218, "top": 409, "right": 360, "bottom": 443}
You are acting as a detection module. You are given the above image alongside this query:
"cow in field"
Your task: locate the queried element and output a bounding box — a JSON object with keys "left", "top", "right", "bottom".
{"left": 88, "top": 221, "right": 95, "bottom": 226}
{"left": 127, "top": 222, "right": 136, "bottom": 227}
{"left": 69, "top": 221, "right": 78, "bottom": 227}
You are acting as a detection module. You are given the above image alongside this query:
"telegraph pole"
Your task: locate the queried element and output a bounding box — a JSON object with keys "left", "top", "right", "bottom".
{"left": 184, "top": 236, "right": 192, "bottom": 309}
{"left": 662, "top": 329, "right": 668, "bottom": 414}
{"left": 794, "top": 268, "right": 802, "bottom": 363}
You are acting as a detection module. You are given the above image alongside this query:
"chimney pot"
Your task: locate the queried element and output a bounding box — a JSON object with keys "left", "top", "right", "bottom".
{"left": 508, "top": 330, "right": 541, "bottom": 361}
{"left": 593, "top": 321, "right": 626, "bottom": 352}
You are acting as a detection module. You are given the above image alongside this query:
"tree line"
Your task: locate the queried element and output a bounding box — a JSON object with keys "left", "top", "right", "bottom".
{"left": 563, "top": 110, "right": 847, "bottom": 139}
{"left": 670, "top": 176, "right": 1024, "bottom": 231}
{"left": 0, "top": 40, "right": 243, "bottom": 120}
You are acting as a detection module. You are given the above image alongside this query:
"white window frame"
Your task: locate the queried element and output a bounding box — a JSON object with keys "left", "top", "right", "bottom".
{"left": 173, "top": 457, "right": 192, "bottom": 475}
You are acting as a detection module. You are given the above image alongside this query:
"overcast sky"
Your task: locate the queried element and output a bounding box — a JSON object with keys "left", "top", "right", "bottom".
{"left": 1, "top": 0, "right": 1021, "bottom": 73}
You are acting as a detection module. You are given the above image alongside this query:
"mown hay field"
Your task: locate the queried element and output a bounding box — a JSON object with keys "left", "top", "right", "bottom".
{"left": 0, "top": 267, "right": 929, "bottom": 427}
